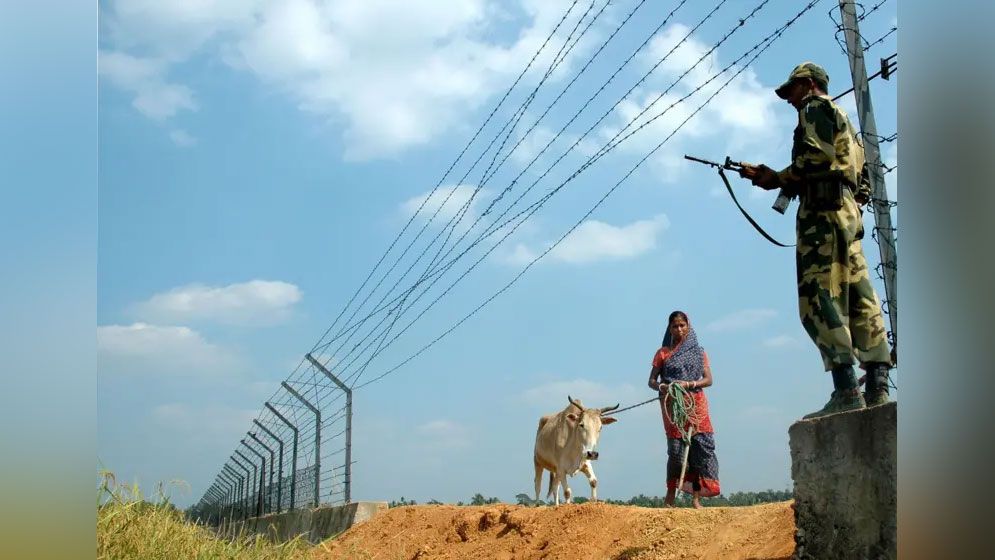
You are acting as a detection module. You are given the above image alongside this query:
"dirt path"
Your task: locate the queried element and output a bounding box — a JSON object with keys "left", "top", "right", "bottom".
{"left": 315, "top": 501, "right": 795, "bottom": 560}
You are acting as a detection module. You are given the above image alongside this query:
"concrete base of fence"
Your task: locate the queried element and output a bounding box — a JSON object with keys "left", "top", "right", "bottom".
{"left": 219, "top": 502, "right": 388, "bottom": 544}
{"left": 789, "top": 401, "right": 896, "bottom": 560}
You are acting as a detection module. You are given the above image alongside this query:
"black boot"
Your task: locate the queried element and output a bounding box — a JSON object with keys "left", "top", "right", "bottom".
{"left": 803, "top": 365, "right": 866, "bottom": 419}
{"left": 864, "top": 363, "right": 891, "bottom": 406}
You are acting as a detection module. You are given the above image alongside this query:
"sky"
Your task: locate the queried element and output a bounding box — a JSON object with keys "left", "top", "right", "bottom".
{"left": 96, "top": 0, "right": 898, "bottom": 509}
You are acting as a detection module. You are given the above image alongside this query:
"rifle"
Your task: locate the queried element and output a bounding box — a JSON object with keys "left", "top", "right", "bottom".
{"left": 684, "top": 154, "right": 794, "bottom": 248}
{"left": 683, "top": 155, "right": 794, "bottom": 214}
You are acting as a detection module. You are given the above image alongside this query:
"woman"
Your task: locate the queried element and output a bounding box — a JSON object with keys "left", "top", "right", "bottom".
{"left": 647, "top": 310, "right": 720, "bottom": 508}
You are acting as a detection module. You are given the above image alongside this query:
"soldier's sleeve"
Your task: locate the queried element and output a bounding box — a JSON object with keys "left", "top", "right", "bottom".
{"left": 775, "top": 99, "right": 838, "bottom": 187}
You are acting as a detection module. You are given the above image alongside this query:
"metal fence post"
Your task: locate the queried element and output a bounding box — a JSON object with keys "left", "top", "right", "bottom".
{"left": 234, "top": 450, "right": 258, "bottom": 518}
{"left": 306, "top": 353, "right": 352, "bottom": 503}
{"left": 266, "top": 402, "right": 298, "bottom": 510}
{"left": 230, "top": 456, "right": 252, "bottom": 520}
{"left": 222, "top": 466, "right": 243, "bottom": 522}
{"left": 249, "top": 432, "right": 276, "bottom": 514}
{"left": 254, "top": 419, "right": 285, "bottom": 513}
{"left": 282, "top": 381, "right": 320, "bottom": 508}
{"left": 241, "top": 439, "right": 267, "bottom": 516}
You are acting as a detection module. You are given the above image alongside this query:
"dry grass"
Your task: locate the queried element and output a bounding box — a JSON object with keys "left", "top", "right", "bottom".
{"left": 97, "top": 471, "right": 314, "bottom": 560}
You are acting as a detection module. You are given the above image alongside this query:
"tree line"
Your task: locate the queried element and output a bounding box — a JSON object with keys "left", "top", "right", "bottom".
{"left": 389, "top": 489, "right": 792, "bottom": 508}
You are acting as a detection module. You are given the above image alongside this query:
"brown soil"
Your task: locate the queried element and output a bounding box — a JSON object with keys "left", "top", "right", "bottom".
{"left": 314, "top": 501, "right": 795, "bottom": 560}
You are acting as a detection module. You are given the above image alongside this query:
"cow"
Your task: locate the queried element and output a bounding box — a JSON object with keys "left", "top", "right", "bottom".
{"left": 533, "top": 396, "right": 619, "bottom": 505}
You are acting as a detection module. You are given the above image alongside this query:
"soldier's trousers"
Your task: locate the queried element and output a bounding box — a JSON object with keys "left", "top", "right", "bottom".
{"left": 795, "top": 189, "right": 892, "bottom": 371}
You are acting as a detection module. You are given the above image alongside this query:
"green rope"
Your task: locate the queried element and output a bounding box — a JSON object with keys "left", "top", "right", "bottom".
{"left": 663, "top": 383, "right": 702, "bottom": 498}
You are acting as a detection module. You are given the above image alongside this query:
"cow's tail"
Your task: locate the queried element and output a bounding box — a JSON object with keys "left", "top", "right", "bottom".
{"left": 546, "top": 471, "right": 555, "bottom": 500}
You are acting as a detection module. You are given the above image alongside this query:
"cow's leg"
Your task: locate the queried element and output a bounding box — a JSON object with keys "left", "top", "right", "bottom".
{"left": 558, "top": 466, "right": 573, "bottom": 504}
{"left": 580, "top": 460, "right": 598, "bottom": 501}
{"left": 534, "top": 458, "right": 543, "bottom": 503}
{"left": 550, "top": 470, "right": 560, "bottom": 506}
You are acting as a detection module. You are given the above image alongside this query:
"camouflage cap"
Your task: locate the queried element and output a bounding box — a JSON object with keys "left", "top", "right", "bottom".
{"left": 774, "top": 62, "right": 829, "bottom": 99}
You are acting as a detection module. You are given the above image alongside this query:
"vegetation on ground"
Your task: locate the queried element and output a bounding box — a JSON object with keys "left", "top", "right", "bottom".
{"left": 97, "top": 471, "right": 312, "bottom": 560}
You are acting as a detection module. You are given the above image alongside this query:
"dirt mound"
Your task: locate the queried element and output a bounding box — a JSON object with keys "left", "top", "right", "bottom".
{"left": 315, "top": 501, "right": 795, "bottom": 560}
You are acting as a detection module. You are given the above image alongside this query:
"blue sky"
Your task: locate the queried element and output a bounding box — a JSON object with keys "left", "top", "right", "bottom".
{"left": 96, "top": 0, "right": 898, "bottom": 509}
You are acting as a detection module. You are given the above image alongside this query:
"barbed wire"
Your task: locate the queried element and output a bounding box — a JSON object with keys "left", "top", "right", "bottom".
{"left": 857, "top": 0, "right": 890, "bottom": 22}
{"left": 829, "top": 2, "right": 896, "bottom": 55}
{"left": 864, "top": 25, "right": 897, "bottom": 52}
{"left": 307, "top": 0, "right": 606, "bottom": 374}
{"left": 313, "top": 0, "right": 638, "bottom": 372}
{"left": 353, "top": 0, "right": 827, "bottom": 391}
{"left": 300, "top": 0, "right": 586, "bottom": 366}
{"left": 336, "top": 0, "right": 766, "bottom": 388}
{"left": 310, "top": 0, "right": 705, "bottom": 375}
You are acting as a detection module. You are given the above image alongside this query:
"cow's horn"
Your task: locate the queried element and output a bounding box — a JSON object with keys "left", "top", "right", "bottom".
{"left": 567, "top": 395, "right": 584, "bottom": 410}
{"left": 600, "top": 403, "right": 620, "bottom": 414}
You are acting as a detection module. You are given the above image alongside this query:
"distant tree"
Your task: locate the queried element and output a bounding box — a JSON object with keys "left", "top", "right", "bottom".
{"left": 427, "top": 499, "right": 443, "bottom": 505}
{"left": 388, "top": 496, "right": 418, "bottom": 508}
{"left": 469, "top": 493, "right": 501, "bottom": 505}
{"left": 515, "top": 493, "right": 534, "bottom": 506}
{"left": 598, "top": 489, "right": 791, "bottom": 509}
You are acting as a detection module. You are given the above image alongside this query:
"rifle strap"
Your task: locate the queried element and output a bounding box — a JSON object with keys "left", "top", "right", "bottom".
{"left": 717, "top": 168, "right": 794, "bottom": 248}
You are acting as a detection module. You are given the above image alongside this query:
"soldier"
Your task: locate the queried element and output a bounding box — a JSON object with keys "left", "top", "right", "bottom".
{"left": 741, "top": 62, "right": 893, "bottom": 419}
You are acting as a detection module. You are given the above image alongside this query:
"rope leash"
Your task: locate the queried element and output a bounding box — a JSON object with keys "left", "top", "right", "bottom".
{"left": 604, "top": 384, "right": 702, "bottom": 499}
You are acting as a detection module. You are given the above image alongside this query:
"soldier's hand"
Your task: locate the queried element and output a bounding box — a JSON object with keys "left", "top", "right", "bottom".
{"left": 748, "top": 165, "right": 779, "bottom": 189}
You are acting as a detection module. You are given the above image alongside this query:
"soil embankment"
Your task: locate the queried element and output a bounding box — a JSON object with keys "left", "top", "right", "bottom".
{"left": 316, "top": 501, "right": 795, "bottom": 560}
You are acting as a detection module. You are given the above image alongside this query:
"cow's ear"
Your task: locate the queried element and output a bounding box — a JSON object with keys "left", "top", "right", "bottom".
{"left": 601, "top": 417, "right": 617, "bottom": 425}
{"left": 566, "top": 413, "right": 578, "bottom": 422}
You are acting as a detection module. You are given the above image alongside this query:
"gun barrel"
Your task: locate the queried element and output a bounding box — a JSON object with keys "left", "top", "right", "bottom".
{"left": 684, "top": 154, "right": 720, "bottom": 167}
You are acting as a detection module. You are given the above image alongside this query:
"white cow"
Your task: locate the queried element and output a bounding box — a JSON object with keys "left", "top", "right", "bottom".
{"left": 533, "top": 396, "right": 619, "bottom": 505}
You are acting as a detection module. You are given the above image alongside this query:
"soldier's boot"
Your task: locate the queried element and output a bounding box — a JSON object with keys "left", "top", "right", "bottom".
{"left": 863, "top": 362, "right": 891, "bottom": 407}
{"left": 803, "top": 364, "right": 866, "bottom": 420}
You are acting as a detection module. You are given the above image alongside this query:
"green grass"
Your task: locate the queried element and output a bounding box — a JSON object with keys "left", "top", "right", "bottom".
{"left": 97, "top": 471, "right": 315, "bottom": 560}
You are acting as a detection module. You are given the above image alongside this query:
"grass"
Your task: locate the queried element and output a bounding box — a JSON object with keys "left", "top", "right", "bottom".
{"left": 97, "top": 471, "right": 314, "bottom": 560}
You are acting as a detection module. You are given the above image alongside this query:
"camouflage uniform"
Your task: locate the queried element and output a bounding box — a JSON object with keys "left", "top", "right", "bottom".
{"left": 773, "top": 66, "right": 892, "bottom": 372}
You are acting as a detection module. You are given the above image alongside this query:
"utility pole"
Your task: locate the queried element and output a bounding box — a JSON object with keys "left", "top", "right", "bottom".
{"left": 838, "top": 0, "right": 898, "bottom": 364}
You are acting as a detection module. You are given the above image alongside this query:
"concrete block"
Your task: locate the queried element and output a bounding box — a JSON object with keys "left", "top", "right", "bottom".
{"left": 216, "top": 502, "right": 387, "bottom": 544}
{"left": 789, "top": 401, "right": 896, "bottom": 560}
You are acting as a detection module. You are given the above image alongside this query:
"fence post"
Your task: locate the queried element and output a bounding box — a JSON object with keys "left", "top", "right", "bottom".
{"left": 222, "top": 466, "right": 243, "bottom": 522}
{"left": 306, "top": 353, "right": 352, "bottom": 504}
{"left": 282, "top": 381, "right": 320, "bottom": 507}
{"left": 254, "top": 419, "right": 285, "bottom": 513}
{"left": 249, "top": 432, "right": 276, "bottom": 514}
{"left": 266, "top": 402, "right": 298, "bottom": 510}
{"left": 218, "top": 473, "right": 235, "bottom": 522}
{"left": 241, "top": 439, "right": 267, "bottom": 516}
{"left": 234, "top": 450, "right": 258, "bottom": 518}
{"left": 230, "top": 456, "right": 252, "bottom": 520}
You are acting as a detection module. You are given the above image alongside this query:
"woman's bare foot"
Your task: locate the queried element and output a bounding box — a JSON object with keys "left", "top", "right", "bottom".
{"left": 664, "top": 488, "right": 676, "bottom": 507}
{"left": 692, "top": 491, "right": 702, "bottom": 509}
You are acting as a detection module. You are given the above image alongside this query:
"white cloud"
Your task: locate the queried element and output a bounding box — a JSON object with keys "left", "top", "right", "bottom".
{"left": 100, "top": 0, "right": 604, "bottom": 160}
{"left": 99, "top": 50, "right": 198, "bottom": 121}
{"left": 169, "top": 129, "right": 198, "bottom": 147}
{"left": 762, "top": 335, "right": 797, "bottom": 348}
{"left": 505, "top": 213, "right": 669, "bottom": 265}
{"left": 131, "top": 280, "right": 302, "bottom": 326}
{"left": 702, "top": 308, "right": 777, "bottom": 333}
{"left": 98, "top": 323, "right": 241, "bottom": 375}
{"left": 415, "top": 420, "right": 470, "bottom": 449}
{"left": 401, "top": 185, "right": 485, "bottom": 226}
{"left": 601, "top": 23, "right": 785, "bottom": 184}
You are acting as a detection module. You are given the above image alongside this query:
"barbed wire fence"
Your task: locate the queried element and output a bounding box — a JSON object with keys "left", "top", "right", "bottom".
{"left": 189, "top": 0, "right": 870, "bottom": 525}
